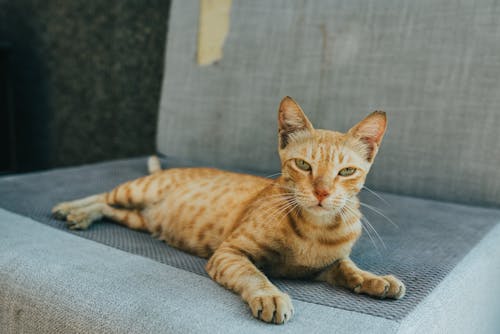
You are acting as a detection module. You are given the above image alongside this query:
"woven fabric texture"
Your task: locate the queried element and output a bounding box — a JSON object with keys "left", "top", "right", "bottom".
{"left": 0, "top": 209, "right": 402, "bottom": 334}
{"left": 0, "top": 157, "right": 498, "bottom": 321}
{"left": 157, "top": 0, "right": 500, "bottom": 207}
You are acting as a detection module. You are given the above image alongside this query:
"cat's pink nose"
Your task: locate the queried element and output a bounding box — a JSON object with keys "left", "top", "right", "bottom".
{"left": 314, "top": 188, "right": 330, "bottom": 202}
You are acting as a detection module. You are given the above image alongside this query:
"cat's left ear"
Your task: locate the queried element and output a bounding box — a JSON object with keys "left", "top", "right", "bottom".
{"left": 278, "top": 96, "right": 314, "bottom": 149}
{"left": 348, "top": 111, "right": 387, "bottom": 162}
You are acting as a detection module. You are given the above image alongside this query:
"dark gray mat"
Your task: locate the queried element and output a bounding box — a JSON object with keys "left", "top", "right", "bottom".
{"left": 0, "top": 156, "right": 498, "bottom": 321}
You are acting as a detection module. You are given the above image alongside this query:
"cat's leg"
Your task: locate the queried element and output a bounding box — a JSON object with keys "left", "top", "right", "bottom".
{"left": 316, "top": 258, "right": 405, "bottom": 299}
{"left": 65, "top": 202, "right": 147, "bottom": 231}
{"left": 206, "top": 245, "right": 294, "bottom": 324}
{"left": 105, "top": 173, "right": 169, "bottom": 208}
{"left": 53, "top": 171, "right": 168, "bottom": 221}
{"left": 52, "top": 194, "right": 106, "bottom": 220}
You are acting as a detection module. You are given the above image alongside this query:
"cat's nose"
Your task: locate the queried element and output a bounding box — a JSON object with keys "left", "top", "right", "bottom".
{"left": 314, "top": 188, "right": 330, "bottom": 202}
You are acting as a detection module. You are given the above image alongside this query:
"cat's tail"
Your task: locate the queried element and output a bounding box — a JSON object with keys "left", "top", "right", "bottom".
{"left": 148, "top": 155, "right": 162, "bottom": 174}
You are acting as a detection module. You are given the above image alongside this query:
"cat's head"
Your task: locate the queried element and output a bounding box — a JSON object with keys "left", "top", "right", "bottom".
{"left": 277, "top": 96, "right": 386, "bottom": 217}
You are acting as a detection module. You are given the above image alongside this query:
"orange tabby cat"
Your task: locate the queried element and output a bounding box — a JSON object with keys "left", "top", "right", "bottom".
{"left": 52, "top": 97, "right": 405, "bottom": 324}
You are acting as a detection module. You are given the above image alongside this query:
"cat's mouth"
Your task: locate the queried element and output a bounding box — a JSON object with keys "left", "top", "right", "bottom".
{"left": 297, "top": 195, "right": 345, "bottom": 215}
{"left": 306, "top": 204, "right": 332, "bottom": 214}
{"left": 303, "top": 199, "right": 345, "bottom": 215}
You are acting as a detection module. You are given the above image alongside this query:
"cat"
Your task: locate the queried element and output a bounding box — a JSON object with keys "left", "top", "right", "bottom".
{"left": 52, "top": 96, "right": 405, "bottom": 325}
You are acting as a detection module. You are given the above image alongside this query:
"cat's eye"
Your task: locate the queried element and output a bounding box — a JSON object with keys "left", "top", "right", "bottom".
{"left": 338, "top": 167, "right": 357, "bottom": 177}
{"left": 295, "top": 159, "right": 311, "bottom": 172}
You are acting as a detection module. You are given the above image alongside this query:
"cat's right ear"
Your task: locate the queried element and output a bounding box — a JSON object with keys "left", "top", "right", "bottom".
{"left": 278, "top": 96, "right": 314, "bottom": 149}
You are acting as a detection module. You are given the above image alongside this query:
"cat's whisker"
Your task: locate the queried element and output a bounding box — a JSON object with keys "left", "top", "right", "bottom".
{"left": 337, "top": 208, "right": 353, "bottom": 235}
{"left": 339, "top": 201, "right": 358, "bottom": 216}
{"left": 277, "top": 201, "right": 300, "bottom": 221}
{"left": 362, "top": 186, "right": 390, "bottom": 206}
{"left": 355, "top": 217, "right": 381, "bottom": 252}
{"left": 265, "top": 185, "right": 313, "bottom": 204}
{"left": 271, "top": 189, "right": 314, "bottom": 204}
{"left": 264, "top": 201, "right": 296, "bottom": 217}
{"left": 359, "top": 220, "right": 380, "bottom": 252}
{"left": 341, "top": 204, "right": 361, "bottom": 236}
{"left": 343, "top": 197, "right": 398, "bottom": 229}
{"left": 343, "top": 202, "right": 386, "bottom": 250}
{"left": 285, "top": 190, "right": 313, "bottom": 200}
{"left": 260, "top": 202, "right": 295, "bottom": 220}
{"left": 359, "top": 202, "right": 398, "bottom": 229}
{"left": 342, "top": 203, "right": 383, "bottom": 252}
{"left": 265, "top": 172, "right": 282, "bottom": 178}
{"left": 343, "top": 197, "right": 359, "bottom": 206}
{"left": 361, "top": 216, "right": 386, "bottom": 250}
{"left": 261, "top": 200, "right": 299, "bottom": 226}
{"left": 292, "top": 195, "right": 310, "bottom": 203}
{"left": 257, "top": 200, "right": 290, "bottom": 213}
{"left": 257, "top": 191, "right": 297, "bottom": 202}
{"left": 259, "top": 196, "right": 298, "bottom": 217}
{"left": 337, "top": 204, "right": 357, "bottom": 242}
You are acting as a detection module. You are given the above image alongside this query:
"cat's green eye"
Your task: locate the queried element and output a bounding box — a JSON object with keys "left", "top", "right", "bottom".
{"left": 295, "top": 159, "right": 312, "bottom": 172}
{"left": 338, "top": 167, "right": 357, "bottom": 177}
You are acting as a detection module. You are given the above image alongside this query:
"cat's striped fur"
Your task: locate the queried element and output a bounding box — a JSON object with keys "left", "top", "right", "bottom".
{"left": 53, "top": 97, "right": 405, "bottom": 324}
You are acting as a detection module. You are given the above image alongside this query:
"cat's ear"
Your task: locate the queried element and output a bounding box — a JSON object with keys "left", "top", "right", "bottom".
{"left": 278, "top": 96, "right": 314, "bottom": 149}
{"left": 348, "top": 111, "right": 387, "bottom": 162}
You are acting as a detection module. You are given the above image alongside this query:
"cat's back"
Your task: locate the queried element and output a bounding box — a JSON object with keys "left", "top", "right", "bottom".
{"left": 154, "top": 167, "right": 273, "bottom": 212}
{"left": 145, "top": 167, "right": 273, "bottom": 257}
{"left": 157, "top": 167, "right": 272, "bottom": 193}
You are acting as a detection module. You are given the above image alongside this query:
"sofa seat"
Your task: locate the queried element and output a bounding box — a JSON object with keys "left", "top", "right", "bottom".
{"left": 1, "top": 156, "right": 499, "bottom": 333}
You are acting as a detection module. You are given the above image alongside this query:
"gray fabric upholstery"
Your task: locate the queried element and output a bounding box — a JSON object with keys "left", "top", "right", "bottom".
{"left": 398, "top": 222, "right": 500, "bottom": 334}
{"left": 2, "top": 208, "right": 500, "bottom": 333}
{"left": 0, "top": 157, "right": 499, "bottom": 321}
{"left": 0, "top": 208, "right": 400, "bottom": 334}
{"left": 157, "top": 0, "right": 500, "bottom": 207}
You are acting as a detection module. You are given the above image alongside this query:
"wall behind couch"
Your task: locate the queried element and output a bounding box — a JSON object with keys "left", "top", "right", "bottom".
{"left": 0, "top": 1, "right": 170, "bottom": 172}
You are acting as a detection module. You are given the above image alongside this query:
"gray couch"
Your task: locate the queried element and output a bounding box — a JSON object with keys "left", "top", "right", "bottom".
{"left": 1, "top": 1, "right": 500, "bottom": 333}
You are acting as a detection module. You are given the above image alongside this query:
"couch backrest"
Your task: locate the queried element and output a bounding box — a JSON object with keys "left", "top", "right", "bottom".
{"left": 157, "top": 0, "right": 500, "bottom": 207}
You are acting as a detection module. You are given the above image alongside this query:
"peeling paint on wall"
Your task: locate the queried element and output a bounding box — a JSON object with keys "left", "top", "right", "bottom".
{"left": 197, "top": 0, "right": 232, "bottom": 66}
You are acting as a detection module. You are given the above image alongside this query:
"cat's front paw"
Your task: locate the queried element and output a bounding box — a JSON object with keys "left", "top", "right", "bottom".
{"left": 248, "top": 292, "right": 294, "bottom": 324}
{"left": 351, "top": 274, "right": 405, "bottom": 299}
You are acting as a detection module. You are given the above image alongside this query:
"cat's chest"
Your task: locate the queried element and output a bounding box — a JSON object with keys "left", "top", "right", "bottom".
{"left": 268, "top": 236, "right": 355, "bottom": 278}
{"left": 289, "top": 238, "right": 352, "bottom": 266}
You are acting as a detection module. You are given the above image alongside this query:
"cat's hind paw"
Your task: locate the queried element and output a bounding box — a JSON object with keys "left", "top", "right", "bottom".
{"left": 51, "top": 202, "right": 73, "bottom": 220}
{"left": 66, "top": 209, "right": 100, "bottom": 230}
{"left": 249, "top": 292, "right": 294, "bottom": 325}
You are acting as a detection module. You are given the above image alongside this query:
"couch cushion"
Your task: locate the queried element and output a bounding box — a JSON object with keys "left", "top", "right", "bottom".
{"left": 2, "top": 208, "right": 498, "bottom": 334}
{"left": 0, "top": 157, "right": 499, "bottom": 323}
{"left": 1, "top": 208, "right": 403, "bottom": 334}
{"left": 157, "top": 0, "right": 500, "bottom": 207}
